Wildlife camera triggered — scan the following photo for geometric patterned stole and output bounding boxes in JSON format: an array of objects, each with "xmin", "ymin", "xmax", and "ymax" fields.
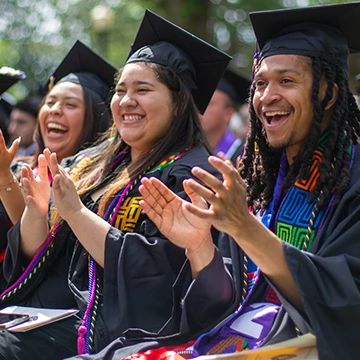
[
  {"xmin": 273, "ymin": 132, "xmax": 334, "ymax": 251},
  {"xmin": 261, "ymin": 131, "xmax": 337, "ymax": 304}
]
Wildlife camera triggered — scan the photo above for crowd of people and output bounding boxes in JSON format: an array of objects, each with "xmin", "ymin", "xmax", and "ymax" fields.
[{"xmin": 0, "ymin": 2, "xmax": 359, "ymax": 360}]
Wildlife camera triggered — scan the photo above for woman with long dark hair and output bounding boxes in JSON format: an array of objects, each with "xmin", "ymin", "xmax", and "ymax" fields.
[
  {"xmin": 0, "ymin": 41, "xmax": 115, "ymax": 273},
  {"xmin": 0, "ymin": 40, "xmax": 115, "ymax": 229}
]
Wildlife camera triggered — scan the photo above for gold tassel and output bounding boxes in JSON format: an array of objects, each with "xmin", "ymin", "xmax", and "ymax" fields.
[{"xmin": 48, "ymin": 75, "xmax": 55, "ymax": 92}]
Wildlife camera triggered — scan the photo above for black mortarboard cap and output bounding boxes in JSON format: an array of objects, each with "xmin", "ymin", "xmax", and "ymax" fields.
[
  {"xmin": 126, "ymin": 9, "xmax": 231, "ymax": 114},
  {"xmin": 0, "ymin": 68, "xmax": 26, "ymax": 95},
  {"xmin": 217, "ymin": 69, "xmax": 251, "ymax": 107},
  {"xmin": 46, "ymin": 40, "xmax": 117, "ymax": 102},
  {"xmin": 0, "ymin": 68, "xmax": 25, "ymax": 117},
  {"xmin": 250, "ymin": 2, "xmax": 360, "ymax": 68}
]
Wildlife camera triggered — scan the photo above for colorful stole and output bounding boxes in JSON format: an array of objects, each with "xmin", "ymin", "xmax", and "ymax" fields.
[
  {"xmin": 189, "ymin": 132, "xmax": 354, "ymax": 357},
  {"xmin": 0, "ymin": 146, "xmax": 188, "ymax": 355}
]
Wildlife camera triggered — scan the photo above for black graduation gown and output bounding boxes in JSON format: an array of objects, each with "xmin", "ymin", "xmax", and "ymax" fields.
[
  {"xmin": 218, "ymin": 144, "xmax": 360, "ymax": 360},
  {"xmin": 0, "ymin": 146, "xmax": 235, "ymax": 360}
]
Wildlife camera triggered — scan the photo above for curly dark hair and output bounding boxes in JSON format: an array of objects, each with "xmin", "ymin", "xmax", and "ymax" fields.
[{"xmin": 239, "ymin": 56, "xmax": 360, "ymax": 212}]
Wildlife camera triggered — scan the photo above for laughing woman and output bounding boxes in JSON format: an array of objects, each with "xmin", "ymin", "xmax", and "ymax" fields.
[
  {"xmin": 0, "ymin": 10, "xmax": 236, "ymax": 360},
  {"xmin": 0, "ymin": 40, "xmax": 115, "ymax": 244}
]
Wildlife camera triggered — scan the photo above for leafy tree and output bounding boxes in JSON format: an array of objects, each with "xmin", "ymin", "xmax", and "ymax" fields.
[{"xmin": 1, "ymin": 0, "xmax": 359, "ymax": 99}]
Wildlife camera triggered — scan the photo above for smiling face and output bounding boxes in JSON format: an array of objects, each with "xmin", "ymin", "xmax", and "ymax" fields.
[
  {"xmin": 111, "ymin": 62, "xmax": 176, "ymax": 161},
  {"xmin": 38, "ymin": 82, "xmax": 85, "ymax": 162},
  {"xmin": 253, "ymin": 54, "xmax": 316, "ymax": 162}
]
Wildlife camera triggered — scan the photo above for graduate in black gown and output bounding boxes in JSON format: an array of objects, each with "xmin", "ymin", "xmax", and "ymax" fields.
[
  {"xmin": 0, "ymin": 10, "xmax": 236, "ymax": 360},
  {"xmin": 0, "ymin": 40, "xmax": 115, "ymax": 231},
  {"xmin": 0, "ymin": 41, "xmax": 116, "ymax": 293},
  {"xmin": 133, "ymin": 3, "xmax": 360, "ymax": 360}
]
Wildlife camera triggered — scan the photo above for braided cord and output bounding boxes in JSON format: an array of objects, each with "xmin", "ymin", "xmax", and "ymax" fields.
[{"xmin": 0, "ymin": 219, "xmax": 63, "ymax": 301}]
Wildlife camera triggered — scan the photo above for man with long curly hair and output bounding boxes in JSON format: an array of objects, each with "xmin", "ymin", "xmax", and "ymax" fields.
[{"xmin": 137, "ymin": 3, "xmax": 360, "ymax": 360}]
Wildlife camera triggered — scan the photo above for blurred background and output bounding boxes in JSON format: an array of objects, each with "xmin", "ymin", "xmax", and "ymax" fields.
[{"xmin": 2, "ymin": 0, "xmax": 360, "ymax": 100}]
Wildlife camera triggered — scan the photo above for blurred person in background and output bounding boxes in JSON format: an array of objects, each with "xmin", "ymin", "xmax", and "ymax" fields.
[
  {"xmin": 7, "ymin": 95, "xmax": 43, "ymax": 157},
  {"xmin": 229, "ymin": 102, "xmax": 250, "ymax": 144},
  {"xmin": 199, "ymin": 68, "xmax": 250, "ymax": 165}
]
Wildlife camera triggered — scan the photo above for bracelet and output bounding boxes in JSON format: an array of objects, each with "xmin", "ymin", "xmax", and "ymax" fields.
[{"xmin": 0, "ymin": 175, "xmax": 18, "ymax": 192}]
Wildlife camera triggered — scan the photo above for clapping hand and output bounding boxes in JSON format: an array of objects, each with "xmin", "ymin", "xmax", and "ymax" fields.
[
  {"xmin": 43, "ymin": 149, "xmax": 84, "ymax": 222},
  {"xmin": 20, "ymin": 154, "xmax": 51, "ymax": 218}
]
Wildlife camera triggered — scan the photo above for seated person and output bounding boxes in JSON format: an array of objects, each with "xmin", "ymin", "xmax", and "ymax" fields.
[{"xmin": 0, "ymin": 41, "xmax": 116, "ymax": 289}]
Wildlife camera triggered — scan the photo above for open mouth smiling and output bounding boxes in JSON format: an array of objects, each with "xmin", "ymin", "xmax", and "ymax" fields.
[
  {"xmin": 264, "ymin": 110, "xmax": 290, "ymax": 124},
  {"xmin": 47, "ymin": 122, "xmax": 68, "ymax": 134}
]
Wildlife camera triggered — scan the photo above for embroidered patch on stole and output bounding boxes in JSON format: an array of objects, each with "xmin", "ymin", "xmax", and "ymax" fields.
[{"xmin": 112, "ymin": 196, "xmax": 142, "ymax": 232}]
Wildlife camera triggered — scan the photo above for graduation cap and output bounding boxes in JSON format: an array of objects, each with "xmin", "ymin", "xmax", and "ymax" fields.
[
  {"xmin": 249, "ymin": 2, "xmax": 360, "ymax": 68},
  {"xmin": 0, "ymin": 67, "xmax": 26, "ymax": 96},
  {"xmin": 126, "ymin": 9, "xmax": 231, "ymax": 114},
  {"xmin": 0, "ymin": 67, "xmax": 25, "ymax": 117},
  {"xmin": 217, "ymin": 69, "xmax": 251, "ymax": 107},
  {"xmin": 46, "ymin": 40, "xmax": 117, "ymax": 102}
]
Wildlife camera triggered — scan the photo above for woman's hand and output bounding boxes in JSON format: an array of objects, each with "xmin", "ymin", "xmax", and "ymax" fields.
[
  {"xmin": 44, "ymin": 149, "xmax": 111, "ymax": 268},
  {"xmin": 139, "ymin": 177, "xmax": 215, "ymax": 277},
  {"xmin": 20, "ymin": 153, "xmax": 52, "ymax": 258},
  {"xmin": 44, "ymin": 148, "xmax": 84, "ymax": 222},
  {"xmin": 21, "ymin": 154, "xmax": 51, "ymax": 219},
  {"xmin": 139, "ymin": 177, "xmax": 212, "ymax": 251}
]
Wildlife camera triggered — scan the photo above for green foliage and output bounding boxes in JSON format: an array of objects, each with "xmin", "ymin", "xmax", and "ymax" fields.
[{"xmin": 1, "ymin": 0, "xmax": 359, "ymax": 99}]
